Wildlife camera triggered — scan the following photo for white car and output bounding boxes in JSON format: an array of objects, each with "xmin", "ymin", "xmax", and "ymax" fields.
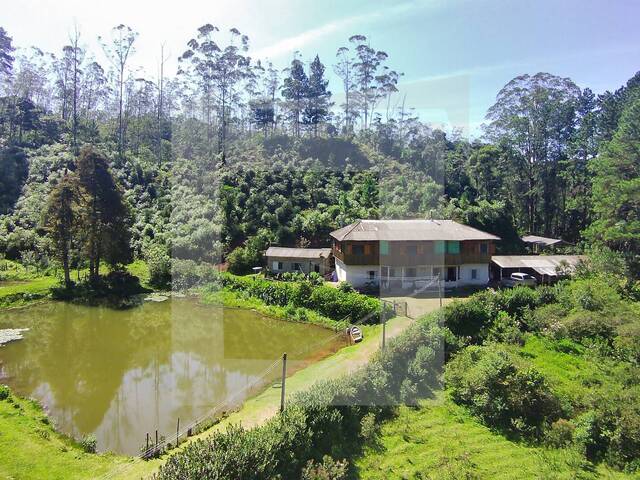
[{"xmin": 501, "ymin": 272, "xmax": 537, "ymax": 287}]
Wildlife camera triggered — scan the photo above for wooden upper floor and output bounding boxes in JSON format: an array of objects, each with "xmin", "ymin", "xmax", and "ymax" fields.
[{"xmin": 333, "ymin": 239, "xmax": 495, "ymax": 266}]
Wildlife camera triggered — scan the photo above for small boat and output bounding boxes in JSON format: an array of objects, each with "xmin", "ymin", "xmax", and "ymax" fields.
[{"xmin": 348, "ymin": 326, "xmax": 363, "ymax": 343}]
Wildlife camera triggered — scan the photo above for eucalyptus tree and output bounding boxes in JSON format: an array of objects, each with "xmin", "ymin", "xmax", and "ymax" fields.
[
  {"xmin": 179, "ymin": 24, "xmax": 251, "ymax": 162},
  {"xmin": 485, "ymin": 73, "xmax": 580, "ymax": 236},
  {"xmin": 334, "ymin": 45, "xmax": 356, "ymax": 133},
  {"xmin": 100, "ymin": 24, "xmax": 138, "ymax": 160},
  {"xmin": 349, "ymin": 34, "xmax": 389, "ymax": 130}
]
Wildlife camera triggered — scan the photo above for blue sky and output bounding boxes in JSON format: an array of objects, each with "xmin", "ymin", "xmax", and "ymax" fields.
[{"xmin": 4, "ymin": 0, "xmax": 640, "ymax": 136}]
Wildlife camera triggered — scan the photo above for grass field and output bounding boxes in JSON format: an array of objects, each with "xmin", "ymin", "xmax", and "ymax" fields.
[
  {"xmin": 353, "ymin": 396, "xmax": 632, "ymax": 480},
  {"xmin": 0, "ymin": 389, "xmax": 144, "ymax": 480}
]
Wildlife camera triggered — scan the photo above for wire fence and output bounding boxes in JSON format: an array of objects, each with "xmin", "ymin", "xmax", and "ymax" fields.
[{"xmin": 97, "ymin": 297, "xmax": 402, "ymax": 480}]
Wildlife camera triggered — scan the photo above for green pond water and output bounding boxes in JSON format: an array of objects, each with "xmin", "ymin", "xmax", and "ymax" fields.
[{"xmin": 0, "ymin": 297, "xmax": 342, "ymax": 455}]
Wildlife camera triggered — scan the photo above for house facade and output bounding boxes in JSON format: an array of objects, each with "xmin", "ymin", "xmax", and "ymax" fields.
[
  {"xmin": 265, "ymin": 247, "xmax": 333, "ymax": 275},
  {"xmin": 330, "ymin": 219, "xmax": 499, "ymax": 290}
]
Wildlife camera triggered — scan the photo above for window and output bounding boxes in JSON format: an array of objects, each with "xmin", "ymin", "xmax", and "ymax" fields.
[
  {"xmin": 406, "ymin": 245, "xmax": 418, "ymax": 256},
  {"xmin": 368, "ymin": 270, "xmax": 376, "ymax": 280},
  {"xmin": 435, "ymin": 240, "xmax": 446, "ymax": 254},
  {"xmin": 433, "ymin": 267, "xmax": 442, "ymax": 278},
  {"xmin": 293, "ymin": 262, "xmax": 302, "ymax": 271},
  {"xmin": 471, "ymin": 269, "xmax": 478, "ymax": 280},
  {"xmin": 351, "ymin": 244, "xmax": 365, "ymax": 255},
  {"xmin": 405, "ymin": 267, "xmax": 416, "ymax": 278},
  {"xmin": 273, "ymin": 261, "xmax": 283, "ymax": 270},
  {"xmin": 447, "ymin": 267, "xmax": 457, "ymax": 281},
  {"xmin": 380, "ymin": 240, "xmax": 389, "ymax": 255},
  {"xmin": 446, "ymin": 241, "xmax": 460, "ymax": 254},
  {"xmin": 480, "ymin": 242, "xmax": 488, "ymax": 254}
]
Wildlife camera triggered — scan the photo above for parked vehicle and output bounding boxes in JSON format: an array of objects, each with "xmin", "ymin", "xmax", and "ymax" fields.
[{"xmin": 501, "ymin": 272, "xmax": 537, "ymax": 287}]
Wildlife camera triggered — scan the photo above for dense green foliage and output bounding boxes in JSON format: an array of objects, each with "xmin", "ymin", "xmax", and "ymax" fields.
[
  {"xmin": 1, "ymin": 22, "xmax": 639, "ymax": 279},
  {"xmin": 445, "ymin": 345, "xmax": 561, "ymax": 438},
  {"xmin": 213, "ymin": 273, "xmax": 388, "ymax": 324}
]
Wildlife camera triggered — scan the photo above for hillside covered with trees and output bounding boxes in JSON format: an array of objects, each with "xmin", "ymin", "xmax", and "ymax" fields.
[{"xmin": 0, "ymin": 23, "xmax": 638, "ymax": 284}]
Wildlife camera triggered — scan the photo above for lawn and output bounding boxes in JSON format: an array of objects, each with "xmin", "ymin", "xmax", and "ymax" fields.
[
  {"xmin": 0, "ymin": 389, "xmax": 142, "ymax": 480},
  {"xmin": 353, "ymin": 396, "xmax": 631, "ymax": 480}
]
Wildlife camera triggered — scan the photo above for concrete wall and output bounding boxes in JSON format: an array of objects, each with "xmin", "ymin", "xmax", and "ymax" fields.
[
  {"xmin": 336, "ymin": 259, "xmax": 490, "ymax": 288},
  {"xmin": 335, "ymin": 259, "xmax": 377, "ymax": 287},
  {"xmin": 458, "ymin": 263, "xmax": 490, "ymax": 286}
]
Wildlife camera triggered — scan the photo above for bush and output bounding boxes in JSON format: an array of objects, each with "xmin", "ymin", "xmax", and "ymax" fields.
[
  {"xmin": 0, "ymin": 385, "xmax": 10, "ymax": 401},
  {"xmin": 546, "ymin": 419, "xmax": 575, "ymax": 448},
  {"xmin": 145, "ymin": 243, "xmax": 171, "ymax": 287},
  {"xmin": 443, "ymin": 299, "xmax": 492, "ymax": 343},
  {"xmin": 445, "ymin": 345, "xmax": 561, "ymax": 438},
  {"xmin": 336, "ymin": 281, "xmax": 354, "ymax": 293},
  {"xmin": 574, "ymin": 389, "xmax": 640, "ymax": 470},
  {"xmin": 301, "ymin": 456, "xmax": 348, "ymax": 480},
  {"xmin": 558, "ymin": 278, "xmax": 621, "ymax": 313},
  {"xmin": 81, "ymin": 434, "xmax": 97, "ymax": 453},
  {"xmin": 486, "ymin": 311, "xmax": 523, "ymax": 345}
]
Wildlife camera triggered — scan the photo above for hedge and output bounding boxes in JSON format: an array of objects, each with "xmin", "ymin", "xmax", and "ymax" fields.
[{"xmin": 216, "ymin": 273, "xmax": 389, "ymax": 324}]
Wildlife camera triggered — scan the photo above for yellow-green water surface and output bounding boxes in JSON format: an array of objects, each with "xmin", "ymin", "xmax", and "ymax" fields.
[{"xmin": 0, "ymin": 297, "xmax": 341, "ymax": 454}]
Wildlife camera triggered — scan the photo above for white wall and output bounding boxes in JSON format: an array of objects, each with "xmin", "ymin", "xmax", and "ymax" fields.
[
  {"xmin": 458, "ymin": 264, "xmax": 490, "ymax": 285},
  {"xmin": 335, "ymin": 259, "xmax": 378, "ymax": 288}
]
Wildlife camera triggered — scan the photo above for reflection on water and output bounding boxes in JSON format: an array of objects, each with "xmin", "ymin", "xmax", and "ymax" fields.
[{"xmin": 0, "ymin": 297, "xmax": 341, "ymax": 454}]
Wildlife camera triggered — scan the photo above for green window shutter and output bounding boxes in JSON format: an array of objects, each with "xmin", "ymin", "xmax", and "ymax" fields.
[
  {"xmin": 447, "ymin": 241, "xmax": 460, "ymax": 254},
  {"xmin": 380, "ymin": 240, "xmax": 389, "ymax": 255},
  {"xmin": 435, "ymin": 240, "xmax": 445, "ymax": 254}
]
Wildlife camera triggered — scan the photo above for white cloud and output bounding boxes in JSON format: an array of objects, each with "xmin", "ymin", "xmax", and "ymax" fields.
[{"xmin": 251, "ymin": 0, "xmax": 434, "ymax": 60}]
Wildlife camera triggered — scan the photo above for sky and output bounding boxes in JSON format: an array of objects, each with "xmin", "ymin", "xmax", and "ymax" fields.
[{"xmin": 3, "ymin": 0, "xmax": 640, "ymax": 136}]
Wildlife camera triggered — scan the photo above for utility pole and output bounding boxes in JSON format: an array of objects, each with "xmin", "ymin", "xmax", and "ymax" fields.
[
  {"xmin": 280, "ymin": 353, "xmax": 287, "ymax": 412},
  {"xmin": 382, "ymin": 315, "xmax": 386, "ymax": 349}
]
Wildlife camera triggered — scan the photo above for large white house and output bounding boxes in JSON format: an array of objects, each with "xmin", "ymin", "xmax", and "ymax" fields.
[{"xmin": 330, "ymin": 219, "xmax": 500, "ymax": 290}]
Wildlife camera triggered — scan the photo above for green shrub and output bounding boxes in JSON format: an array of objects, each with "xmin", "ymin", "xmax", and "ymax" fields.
[
  {"xmin": 574, "ymin": 389, "xmax": 640, "ymax": 470},
  {"xmin": 614, "ymin": 321, "xmax": 640, "ymax": 363},
  {"xmin": 0, "ymin": 385, "xmax": 10, "ymax": 401},
  {"xmin": 486, "ymin": 311, "xmax": 523, "ymax": 345},
  {"xmin": 145, "ymin": 243, "xmax": 171, "ymax": 287},
  {"xmin": 336, "ymin": 281, "xmax": 354, "ymax": 293},
  {"xmin": 445, "ymin": 345, "xmax": 561, "ymax": 438},
  {"xmin": 301, "ymin": 456, "xmax": 348, "ymax": 480},
  {"xmin": 546, "ymin": 419, "xmax": 575, "ymax": 447},
  {"xmin": 80, "ymin": 434, "xmax": 97, "ymax": 453},
  {"xmin": 496, "ymin": 286, "xmax": 540, "ymax": 320},
  {"xmin": 558, "ymin": 278, "xmax": 621, "ymax": 313},
  {"xmin": 443, "ymin": 299, "xmax": 492, "ymax": 342}
]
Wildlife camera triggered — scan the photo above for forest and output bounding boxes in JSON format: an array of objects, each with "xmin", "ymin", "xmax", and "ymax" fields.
[{"xmin": 0, "ymin": 22, "xmax": 638, "ymax": 284}]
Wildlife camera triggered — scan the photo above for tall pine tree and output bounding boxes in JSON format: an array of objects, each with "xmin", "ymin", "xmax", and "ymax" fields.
[
  {"xmin": 282, "ymin": 58, "xmax": 308, "ymax": 137},
  {"xmin": 303, "ymin": 55, "xmax": 331, "ymax": 136}
]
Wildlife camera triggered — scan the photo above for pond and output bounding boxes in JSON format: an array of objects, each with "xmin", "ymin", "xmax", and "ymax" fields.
[{"xmin": 0, "ymin": 297, "xmax": 343, "ymax": 455}]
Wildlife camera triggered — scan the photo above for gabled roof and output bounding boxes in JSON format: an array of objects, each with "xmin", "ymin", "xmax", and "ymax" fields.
[
  {"xmin": 491, "ymin": 255, "xmax": 586, "ymax": 276},
  {"xmin": 265, "ymin": 247, "xmax": 332, "ymax": 259},
  {"xmin": 521, "ymin": 235, "xmax": 565, "ymax": 246},
  {"xmin": 330, "ymin": 219, "xmax": 500, "ymax": 242}
]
